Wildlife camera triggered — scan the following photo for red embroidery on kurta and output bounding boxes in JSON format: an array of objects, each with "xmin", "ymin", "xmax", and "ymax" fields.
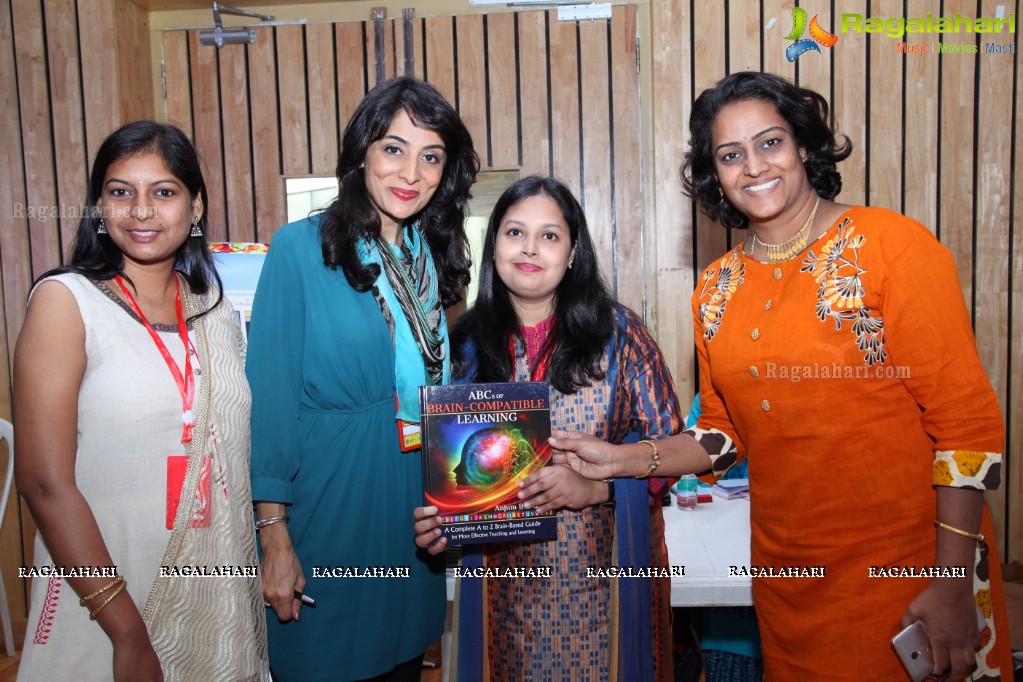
[{"xmin": 33, "ymin": 573, "xmax": 62, "ymax": 644}]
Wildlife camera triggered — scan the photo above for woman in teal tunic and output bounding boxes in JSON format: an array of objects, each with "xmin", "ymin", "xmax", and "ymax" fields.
[{"xmin": 247, "ymin": 77, "xmax": 478, "ymax": 681}]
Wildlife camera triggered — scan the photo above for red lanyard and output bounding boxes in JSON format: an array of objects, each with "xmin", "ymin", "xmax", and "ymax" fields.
[
  {"xmin": 508, "ymin": 335, "xmax": 553, "ymax": 382},
  {"xmin": 114, "ymin": 275, "xmax": 196, "ymax": 443}
]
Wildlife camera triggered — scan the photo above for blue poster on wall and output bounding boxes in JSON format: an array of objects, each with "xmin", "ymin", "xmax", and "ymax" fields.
[{"xmin": 210, "ymin": 243, "xmax": 268, "ymax": 343}]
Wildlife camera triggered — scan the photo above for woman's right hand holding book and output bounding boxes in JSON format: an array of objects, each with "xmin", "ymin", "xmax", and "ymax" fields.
[{"xmin": 413, "ymin": 506, "xmax": 447, "ymax": 556}]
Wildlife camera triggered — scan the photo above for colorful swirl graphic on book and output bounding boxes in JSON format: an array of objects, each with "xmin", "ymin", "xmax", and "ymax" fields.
[{"xmin": 424, "ymin": 422, "xmax": 552, "ymax": 512}]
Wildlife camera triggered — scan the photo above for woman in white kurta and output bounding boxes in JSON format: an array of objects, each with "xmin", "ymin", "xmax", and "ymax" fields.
[{"xmin": 15, "ymin": 121, "xmax": 267, "ymax": 681}]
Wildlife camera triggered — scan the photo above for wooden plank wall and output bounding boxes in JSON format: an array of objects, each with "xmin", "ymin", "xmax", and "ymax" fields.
[
  {"xmin": 157, "ymin": 6, "xmax": 646, "ymax": 312},
  {"xmin": 0, "ymin": 0, "xmax": 153, "ymax": 642},
  {"xmin": 648, "ymin": 0, "xmax": 1022, "ymax": 561}
]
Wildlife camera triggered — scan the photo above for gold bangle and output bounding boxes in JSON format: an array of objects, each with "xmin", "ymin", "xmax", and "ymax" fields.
[
  {"xmin": 934, "ymin": 520, "xmax": 987, "ymax": 543},
  {"xmin": 79, "ymin": 576, "xmax": 124, "ymax": 606},
  {"xmin": 255, "ymin": 515, "xmax": 289, "ymax": 530},
  {"xmin": 634, "ymin": 439, "xmax": 661, "ymax": 479},
  {"xmin": 89, "ymin": 579, "xmax": 128, "ymax": 620}
]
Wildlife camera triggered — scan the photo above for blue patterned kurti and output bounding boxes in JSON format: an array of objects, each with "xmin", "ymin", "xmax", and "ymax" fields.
[{"xmin": 455, "ymin": 304, "xmax": 682, "ymax": 682}]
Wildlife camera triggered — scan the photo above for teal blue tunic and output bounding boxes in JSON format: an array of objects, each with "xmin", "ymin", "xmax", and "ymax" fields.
[{"xmin": 247, "ymin": 216, "xmax": 445, "ymax": 681}]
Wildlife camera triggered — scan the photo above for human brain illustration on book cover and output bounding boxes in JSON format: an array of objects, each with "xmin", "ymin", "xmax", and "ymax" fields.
[{"xmin": 420, "ymin": 381, "xmax": 557, "ymax": 545}]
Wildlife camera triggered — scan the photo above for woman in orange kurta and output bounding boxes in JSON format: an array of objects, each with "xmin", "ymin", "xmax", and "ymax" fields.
[
  {"xmin": 681, "ymin": 72, "xmax": 1013, "ymax": 681},
  {"xmin": 553, "ymin": 71, "xmax": 1013, "ymax": 681}
]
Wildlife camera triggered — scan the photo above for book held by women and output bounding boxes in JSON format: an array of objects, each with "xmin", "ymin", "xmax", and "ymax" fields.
[{"xmin": 420, "ymin": 381, "xmax": 557, "ymax": 545}]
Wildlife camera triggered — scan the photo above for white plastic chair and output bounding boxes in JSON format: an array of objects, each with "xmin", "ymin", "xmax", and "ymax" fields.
[{"xmin": 0, "ymin": 418, "xmax": 15, "ymax": 656}]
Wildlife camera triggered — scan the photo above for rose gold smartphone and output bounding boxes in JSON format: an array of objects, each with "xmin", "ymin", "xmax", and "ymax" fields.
[{"xmin": 891, "ymin": 608, "xmax": 987, "ymax": 682}]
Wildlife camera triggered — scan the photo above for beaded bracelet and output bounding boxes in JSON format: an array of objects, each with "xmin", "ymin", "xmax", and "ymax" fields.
[
  {"xmin": 89, "ymin": 579, "xmax": 128, "ymax": 620},
  {"xmin": 79, "ymin": 575, "xmax": 124, "ymax": 606},
  {"xmin": 634, "ymin": 439, "xmax": 661, "ymax": 479},
  {"xmin": 934, "ymin": 520, "xmax": 987, "ymax": 543},
  {"xmin": 255, "ymin": 515, "xmax": 289, "ymax": 531}
]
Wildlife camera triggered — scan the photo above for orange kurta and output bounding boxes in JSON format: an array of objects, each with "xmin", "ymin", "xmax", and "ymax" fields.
[{"xmin": 692, "ymin": 206, "xmax": 1012, "ymax": 681}]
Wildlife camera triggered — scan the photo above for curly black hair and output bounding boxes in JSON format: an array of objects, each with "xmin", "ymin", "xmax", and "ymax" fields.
[
  {"xmin": 680, "ymin": 71, "xmax": 852, "ymax": 229},
  {"xmin": 319, "ymin": 76, "xmax": 479, "ymax": 307}
]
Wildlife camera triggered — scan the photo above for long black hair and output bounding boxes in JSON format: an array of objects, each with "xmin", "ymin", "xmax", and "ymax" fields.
[
  {"xmin": 680, "ymin": 71, "xmax": 853, "ymax": 229},
  {"xmin": 40, "ymin": 120, "xmax": 222, "ymax": 318},
  {"xmin": 451, "ymin": 175, "xmax": 615, "ymax": 394},
  {"xmin": 320, "ymin": 76, "xmax": 479, "ymax": 307}
]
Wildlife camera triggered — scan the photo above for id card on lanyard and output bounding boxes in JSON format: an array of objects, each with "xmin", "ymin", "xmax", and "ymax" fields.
[
  {"xmin": 114, "ymin": 275, "xmax": 210, "ymax": 529},
  {"xmin": 397, "ymin": 395, "xmax": 421, "ymax": 452}
]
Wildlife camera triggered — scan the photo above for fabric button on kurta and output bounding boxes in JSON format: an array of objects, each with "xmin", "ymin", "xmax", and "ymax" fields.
[
  {"xmin": 751, "ymin": 328, "xmax": 760, "ymax": 340},
  {"xmin": 750, "ymin": 366, "xmax": 759, "ymax": 377},
  {"xmin": 763, "ymin": 299, "xmax": 773, "ymax": 310},
  {"xmin": 760, "ymin": 399, "xmax": 771, "ymax": 412},
  {"xmin": 773, "ymin": 267, "xmax": 783, "ymax": 279}
]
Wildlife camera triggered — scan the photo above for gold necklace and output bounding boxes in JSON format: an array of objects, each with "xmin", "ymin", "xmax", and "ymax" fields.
[{"xmin": 749, "ymin": 196, "xmax": 821, "ymax": 264}]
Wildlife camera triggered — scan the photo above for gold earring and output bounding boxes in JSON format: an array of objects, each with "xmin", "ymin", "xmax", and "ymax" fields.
[{"xmin": 718, "ymin": 186, "xmax": 725, "ymax": 201}]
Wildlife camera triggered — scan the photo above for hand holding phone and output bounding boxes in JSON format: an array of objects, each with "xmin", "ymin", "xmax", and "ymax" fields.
[{"xmin": 891, "ymin": 607, "xmax": 987, "ymax": 682}]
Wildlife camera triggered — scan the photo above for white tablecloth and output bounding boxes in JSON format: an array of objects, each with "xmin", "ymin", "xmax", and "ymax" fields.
[{"xmin": 662, "ymin": 494, "xmax": 753, "ymax": 606}]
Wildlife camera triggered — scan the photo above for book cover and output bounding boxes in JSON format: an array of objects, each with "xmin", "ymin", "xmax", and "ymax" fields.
[
  {"xmin": 711, "ymin": 478, "xmax": 750, "ymax": 500},
  {"xmin": 420, "ymin": 381, "xmax": 557, "ymax": 545}
]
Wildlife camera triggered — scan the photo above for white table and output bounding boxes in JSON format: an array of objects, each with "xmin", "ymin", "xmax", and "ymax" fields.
[{"xmin": 662, "ymin": 494, "xmax": 753, "ymax": 606}]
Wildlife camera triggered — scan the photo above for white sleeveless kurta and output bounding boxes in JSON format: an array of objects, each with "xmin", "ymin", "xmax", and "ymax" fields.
[{"xmin": 19, "ymin": 273, "xmax": 196, "ymax": 680}]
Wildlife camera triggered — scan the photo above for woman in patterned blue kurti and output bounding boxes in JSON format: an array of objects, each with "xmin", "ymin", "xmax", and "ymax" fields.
[
  {"xmin": 415, "ymin": 176, "xmax": 683, "ymax": 681},
  {"xmin": 248, "ymin": 77, "xmax": 478, "ymax": 682}
]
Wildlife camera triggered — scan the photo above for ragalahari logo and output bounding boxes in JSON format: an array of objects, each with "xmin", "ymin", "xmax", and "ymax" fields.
[{"xmin": 785, "ymin": 7, "xmax": 839, "ymax": 62}]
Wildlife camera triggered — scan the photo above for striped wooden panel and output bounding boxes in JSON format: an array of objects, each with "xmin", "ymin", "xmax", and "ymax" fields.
[
  {"xmin": 307, "ymin": 23, "xmax": 339, "ymax": 176},
  {"xmin": 1010, "ymin": 21, "xmax": 1023, "ymax": 563},
  {"xmin": 11, "ymin": 0, "xmax": 60, "ymax": 279},
  {"xmin": 277, "ymin": 25, "xmax": 309, "ymax": 177},
  {"xmin": 423, "ymin": 17, "xmax": 456, "ymax": 107},
  {"xmin": 903, "ymin": 0, "xmax": 940, "ymax": 232},
  {"xmin": 728, "ymin": 0, "xmax": 760, "ymax": 73},
  {"xmin": 77, "ymin": 0, "xmax": 119, "ymax": 165},
  {"xmin": 219, "ymin": 44, "xmax": 254, "ymax": 242},
  {"xmin": 485, "ymin": 12, "xmax": 518, "ymax": 169},
  {"xmin": 974, "ymin": 0, "xmax": 1014, "ymax": 554},
  {"xmin": 114, "ymin": 0, "xmax": 152, "ymax": 123},
  {"xmin": 651, "ymin": 0, "xmax": 696, "ymax": 398},
  {"xmin": 939, "ymin": 0, "xmax": 978, "ymax": 307},
  {"xmin": 795, "ymin": 0, "xmax": 832, "ymax": 130},
  {"xmin": 579, "ymin": 19, "xmax": 614, "ymax": 279},
  {"xmin": 337, "ymin": 22, "xmax": 368, "ymax": 130},
  {"xmin": 692, "ymin": 0, "xmax": 727, "ymax": 274},
  {"xmin": 610, "ymin": 5, "xmax": 643, "ymax": 316},
  {"xmin": 0, "ymin": 0, "xmax": 29, "ymax": 624},
  {"xmin": 547, "ymin": 17, "xmax": 580, "ymax": 196},
  {"xmin": 161, "ymin": 31, "xmax": 193, "ymax": 138},
  {"xmin": 516, "ymin": 11, "xmax": 550, "ymax": 177},
  {"xmin": 455, "ymin": 15, "xmax": 487, "ymax": 168},
  {"xmin": 44, "ymin": 0, "xmax": 88, "ymax": 252},
  {"xmin": 831, "ymin": 0, "xmax": 867, "ymax": 207},
  {"xmin": 866, "ymin": 0, "xmax": 904, "ymax": 213},
  {"xmin": 188, "ymin": 29, "xmax": 227, "ymax": 242},
  {"xmin": 248, "ymin": 27, "xmax": 285, "ymax": 242},
  {"xmin": 762, "ymin": 0, "xmax": 796, "ymax": 81}
]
